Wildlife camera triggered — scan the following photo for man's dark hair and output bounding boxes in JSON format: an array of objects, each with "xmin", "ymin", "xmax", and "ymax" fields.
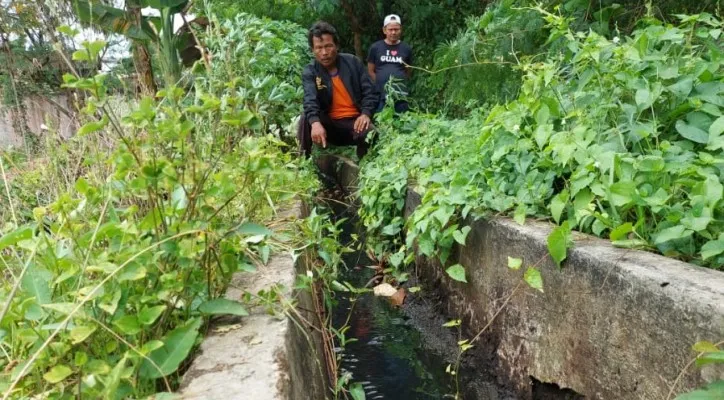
[{"xmin": 308, "ymin": 21, "xmax": 339, "ymax": 49}]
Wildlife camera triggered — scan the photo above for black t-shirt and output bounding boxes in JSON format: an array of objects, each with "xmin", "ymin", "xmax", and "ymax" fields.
[{"xmin": 367, "ymin": 40, "xmax": 412, "ymax": 93}]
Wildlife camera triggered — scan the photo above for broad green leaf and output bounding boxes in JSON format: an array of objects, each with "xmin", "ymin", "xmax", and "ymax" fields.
[
  {"xmin": 388, "ymin": 251, "xmax": 405, "ymax": 267},
  {"xmin": 433, "ymin": 207, "xmax": 454, "ymax": 226},
  {"xmin": 507, "ymin": 257, "xmax": 522, "ymax": 270},
  {"xmin": 445, "ymin": 264, "xmax": 467, "ymax": 283},
  {"xmin": 654, "ymin": 225, "xmax": 693, "ymax": 245},
  {"xmin": 0, "ymin": 225, "xmax": 34, "ymax": 251},
  {"xmin": 638, "ymin": 156, "xmax": 665, "ymax": 172},
  {"xmin": 78, "ymin": 116, "xmax": 108, "ymax": 136},
  {"xmin": 674, "ymin": 380, "xmax": 724, "ymax": 400},
  {"xmin": 237, "ymin": 222, "xmax": 272, "ymax": 236},
  {"xmin": 43, "ymin": 365, "xmax": 73, "ymax": 383},
  {"xmin": 547, "ymin": 221, "xmax": 571, "ymax": 268},
  {"xmin": 70, "ymin": 326, "xmax": 97, "ymax": 344},
  {"xmin": 238, "ymin": 262, "xmax": 257, "ymax": 272},
  {"xmin": 85, "ymin": 40, "xmax": 106, "ymax": 59},
  {"xmin": 72, "ymin": 49, "xmax": 90, "ymax": 61},
  {"xmin": 103, "ymin": 354, "xmax": 127, "ymax": 399},
  {"xmin": 244, "ymin": 234, "xmax": 266, "ymax": 244},
  {"xmin": 99, "ymin": 290, "xmax": 122, "ymax": 315},
  {"xmin": 611, "ymin": 239, "xmax": 649, "ymax": 249},
  {"xmin": 331, "ymin": 280, "xmax": 349, "ymax": 292},
  {"xmin": 524, "ymin": 267, "xmax": 544, "ymax": 293},
  {"xmin": 141, "ymin": 340, "xmax": 165, "ymax": 354},
  {"xmin": 704, "ymin": 175, "xmax": 723, "ymax": 205},
  {"xmin": 681, "ymin": 209, "xmax": 712, "ymax": 232},
  {"xmin": 688, "ymin": 112, "xmax": 712, "ymax": 131},
  {"xmin": 198, "ymin": 299, "xmax": 249, "ymax": 316},
  {"xmin": 609, "ymin": 181, "xmax": 636, "ymax": 207},
  {"xmin": 144, "ymin": 0, "xmax": 188, "ymax": 11},
  {"xmin": 676, "ymin": 120, "xmax": 709, "ymax": 144},
  {"xmin": 260, "ymin": 245, "xmax": 270, "ymax": 264},
  {"xmin": 114, "ymin": 315, "xmax": 142, "ymax": 335},
  {"xmin": 58, "ymin": 25, "xmax": 79, "ymax": 37},
  {"xmin": 513, "ymin": 204, "xmax": 526, "ymax": 225},
  {"xmin": 667, "ymin": 77, "xmax": 694, "ymax": 98},
  {"xmin": 42, "ymin": 302, "xmax": 85, "ymax": 317},
  {"xmin": 609, "ymin": 223, "xmax": 633, "ymax": 241},
  {"xmin": 701, "ymin": 239, "xmax": 724, "ymax": 260},
  {"xmin": 74, "ymin": 351, "xmax": 88, "ymax": 367},
  {"xmin": 117, "ymin": 263, "xmax": 147, "ymax": 282},
  {"xmin": 349, "ymin": 382, "xmax": 366, "ymax": 400},
  {"xmin": 635, "ymin": 88, "xmax": 654, "ymax": 109},
  {"xmin": 693, "ymin": 341, "xmax": 720, "ymax": 353},
  {"xmin": 550, "ymin": 190, "xmax": 568, "ymax": 224},
  {"xmin": 710, "ymin": 116, "xmax": 724, "ymax": 137},
  {"xmin": 139, "ymin": 305, "xmax": 167, "ymax": 325},
  {"xmin": 221, "ymin": 109, "xmax": 256, "ymax": 127},
  {"xmin": 85, "ymin": 360, "xmax": 111, "ymax": 374},
  {"xmin": 696, "ymin": 351, "xmax": 724, "ymax": 366},
  {"xmin": 442, "ymin": 319, "xmax": 461, "ymax": 327},
  {"xmin": 21, "ymin": 265, "xmax": 52, "ymax": 305},
  {"xmin": 452, "ymin": 226, "xmax": 471, "ymax": 245},
  {"xmin": 140, "ymin": 318, "xmax": 202, "ymax": 378}
]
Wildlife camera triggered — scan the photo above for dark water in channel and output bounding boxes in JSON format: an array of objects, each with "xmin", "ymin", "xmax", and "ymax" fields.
[
  {"xmin": 324, "ymin": 181, "xmax": 581, "ymax": 400},
  {"xmin": 332, "ymin": 268, "xmax": 455, "ymax": 399},
  {"xmin": 331, "ymin": 206, "xmax": 456, "ymax": 399}
]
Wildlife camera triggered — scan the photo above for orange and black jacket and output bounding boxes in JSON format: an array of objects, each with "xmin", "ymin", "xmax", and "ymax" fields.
[{"xmin": 302, "ymin": 53, "xmax": 379, "ymax": 124}]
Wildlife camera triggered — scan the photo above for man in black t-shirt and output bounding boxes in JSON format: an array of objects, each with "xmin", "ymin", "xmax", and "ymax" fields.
[{"xmin": 367, "ymin": 14, "xmax": 412, "ymax": 113}]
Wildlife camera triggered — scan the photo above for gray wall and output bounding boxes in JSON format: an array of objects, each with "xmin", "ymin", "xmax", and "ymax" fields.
[
  {"xmin": 406, "ymin": 191, "xmax": 724, "ymax": 399},
  {"xmin": 0, "ymin": 95, "xmax": 78, "ymax": 148}
]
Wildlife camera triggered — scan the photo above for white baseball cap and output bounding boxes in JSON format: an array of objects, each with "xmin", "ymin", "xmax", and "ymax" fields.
[{"xmin": 383, "ymin": 14, "xmax": 401, "ymax": 27}]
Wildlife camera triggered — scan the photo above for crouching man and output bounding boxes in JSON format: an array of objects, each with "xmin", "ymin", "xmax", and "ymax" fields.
[{"xmin": 298, "ymin": 21, "xmax": 379, "ymax": 159}]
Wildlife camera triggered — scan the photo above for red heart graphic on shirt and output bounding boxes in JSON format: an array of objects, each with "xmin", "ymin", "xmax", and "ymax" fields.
[{"xmin": 391, "ymin": 50, "xmax": 398, "ymax": 56}]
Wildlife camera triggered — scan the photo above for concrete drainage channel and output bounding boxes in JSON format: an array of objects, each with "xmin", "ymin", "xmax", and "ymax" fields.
[
  {"xmin": 177, "ymin": 154, "xmax": 724, "ymax": 399},
  {"xmin": 176, "ymin": 205, "xmax": 327, "ymax": 400}
]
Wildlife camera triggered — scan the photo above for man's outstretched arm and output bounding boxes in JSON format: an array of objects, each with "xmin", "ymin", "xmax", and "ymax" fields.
[{"xmin": 301, "ymin": 66, "xmax": 327, "ymax": 147}]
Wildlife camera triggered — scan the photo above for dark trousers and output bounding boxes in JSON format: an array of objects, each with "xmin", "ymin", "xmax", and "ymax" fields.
[
  {"xmin": 297, "ymin": 113, "xmax": 373, "ymax": 159},
  {"xmin": 376, "ymin": 93, "xmax": 409, "ymax": 113}
]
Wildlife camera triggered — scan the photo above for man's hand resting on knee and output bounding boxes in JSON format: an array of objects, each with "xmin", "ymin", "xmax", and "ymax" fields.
[
  {"xmin": 354, "ymin": 114, "xmax": 371, "ymax": 135},
  {"xmin": 311, "ymin": 121, "xmax": 327, "ymax": 148}
]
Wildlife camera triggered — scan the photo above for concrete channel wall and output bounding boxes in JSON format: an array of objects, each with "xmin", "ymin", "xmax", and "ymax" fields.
[
  {"xmin": 178, "ymin": 206, "xmax": 328, "ymax": 400},
  {"xmin": 321, "ymin": 155, "xmax": 724, "ymax": 400},
  {"xmin": 406, "ymin": 192, "xmax": 724, "ymax": 400}
]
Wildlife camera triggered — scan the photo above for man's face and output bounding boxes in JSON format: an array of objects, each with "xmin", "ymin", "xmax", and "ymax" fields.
[
  {"xmin": 312, "ymin": 34, "xmax": 337, "ymax": 68},
  {"xmin": 383, "ymin": 23, "xmax": 402, "ymax": 43}
]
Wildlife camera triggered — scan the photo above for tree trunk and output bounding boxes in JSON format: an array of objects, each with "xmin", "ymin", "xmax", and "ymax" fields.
[
  {"xmin": 353, "ymin": 31, "xmax": 362, "ymax": 60},
  {"xmin": 340, "ymin": 0, "xmax": 364, "ymax": 58},
  {"xmin": 126, "ymin": 3, "xmax": 157, "ymax": 95},
  {"xmin": 131, "ymin": 43, "xmax": 157, "ymax": 95}
]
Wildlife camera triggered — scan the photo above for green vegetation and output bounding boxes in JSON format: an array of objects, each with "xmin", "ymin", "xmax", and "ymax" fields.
[
  {"xmin": 0, "ymin": 13, "xmax": 331, "ymax": 399},
  {"xmin": 361, "ymin": 10, "xmax": 724, "ymax": 274},
  {"xmin": 1, "ymin": 0, "xmax": 723, "ymax": 398}
]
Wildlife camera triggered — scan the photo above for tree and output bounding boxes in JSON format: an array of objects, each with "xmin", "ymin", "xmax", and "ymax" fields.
[{"xmin": 71, "ymin": 0, "xmax": 197, "ymax": 91}]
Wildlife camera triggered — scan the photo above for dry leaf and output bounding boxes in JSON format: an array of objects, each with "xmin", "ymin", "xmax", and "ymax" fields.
[
  {"xmin": 213, "ymin": 323, "xmax": 242, "ymax": 333},
  {"xmin": 248, "ymin": 336, "xmax": 263, "ymax": 345},
  {"xmin": 389, "ymin": 288, "xmax": 406, "ymax": 307}
]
